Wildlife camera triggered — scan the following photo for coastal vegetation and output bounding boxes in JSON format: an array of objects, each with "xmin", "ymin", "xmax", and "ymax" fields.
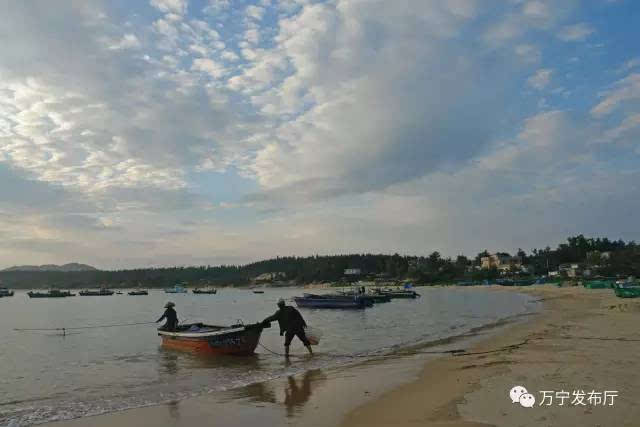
[{"xmin": 1, "ymin": 235, "xmax": 637, "ymax": 289}]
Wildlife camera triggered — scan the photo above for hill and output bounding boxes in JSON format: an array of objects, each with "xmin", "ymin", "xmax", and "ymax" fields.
[{"xmin": 2, "ymin": 263, "xmax": 98, "ymax": 272}]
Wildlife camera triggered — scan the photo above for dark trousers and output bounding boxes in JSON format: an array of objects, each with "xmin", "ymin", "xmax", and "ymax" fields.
[{"xmin": 284, "ymin": 328, "xmax": 310, "ymax": 347}]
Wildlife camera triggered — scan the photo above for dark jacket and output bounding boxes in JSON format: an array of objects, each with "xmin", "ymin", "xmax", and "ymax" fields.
[
  {"xmin": 263, "ymin": 305, "xmax": 307, "ymax": 335},
  {"xmin": 157, "ymin": 307, "xmax": 178, "ymax": 329}
]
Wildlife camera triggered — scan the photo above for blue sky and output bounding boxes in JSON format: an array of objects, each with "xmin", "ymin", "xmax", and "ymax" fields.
[{"xmin": 0, "ymin": 0, "xmax": 639, "ymax": 268}]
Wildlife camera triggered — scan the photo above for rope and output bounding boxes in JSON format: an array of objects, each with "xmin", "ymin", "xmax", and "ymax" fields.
[{"xmin": 14, "ymin": 321, "xmax": 157, "ymax": 332}]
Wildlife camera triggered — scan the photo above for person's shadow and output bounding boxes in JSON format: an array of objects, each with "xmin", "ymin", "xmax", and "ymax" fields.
[{"xmin": 284, "ymin": 369, "xmax": 323, "ymax": 417}]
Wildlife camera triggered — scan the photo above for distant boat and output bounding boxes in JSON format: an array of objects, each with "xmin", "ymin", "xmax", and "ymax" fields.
[
  {"xmin": 0, "ymin": 287, "xmax": 14, "ymax": 297},
  {"xmin": 374, "ymin": 288, "xmax": 420, "ymax": 299},
  {"xmin": 28, "ymin": 290, "xmax": 75, "ymax": 298},
  {"xmin": 157, "ymin": 322, "xmax": 265, "ymax": 355},
  {"xmin": 252, "ymin": 290, "xmax": 264, "ymax": 294},
  {"xmin": 584, "ymin": 280, "xmax": 614, "ymax": 289},
  {"xmin": 294, "ymin": 294, "xmax": 372, "ymax": 309},
  {"xmin": 165, "ymin": 284, "xmax": 188, "ymax": 293},
  {"xmin": 193, "ymin": 288, "xmax": 217, "ymax": 294},
  {"xmin": 128, "ymin": 290, "xmax": 149, "ymax": 296},
  {"xmin": 79, "ymin": 288, "xmax": 114, "ymax": 296},
  {"xmin": 613, "ymin": 280, "xmax": 640, "ymax": 298}
]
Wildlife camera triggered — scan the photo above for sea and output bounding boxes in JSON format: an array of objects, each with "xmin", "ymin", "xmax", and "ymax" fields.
[{"xmin": 0, "ymin": 287, "xmax": 538, "ymax": 425}]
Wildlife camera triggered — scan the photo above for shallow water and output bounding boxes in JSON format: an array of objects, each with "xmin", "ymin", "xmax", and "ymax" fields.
[{"xmin": 0, "ymin": 287, "xmax": 537, "ymax": 425}]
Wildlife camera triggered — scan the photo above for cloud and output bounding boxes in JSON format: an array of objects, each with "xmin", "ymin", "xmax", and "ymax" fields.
[
  {"xmin": 150, "ymin": 0, "xmax": 187, "ymax": 15},
  {"xmin": 527, "ymin": 68, "xmax": 553, "ymax": 89},
  {"xmin": 591, "ymin": 73, "xmax": 640, "ymax": 117},
  {"xmin": 557, "ymin": 23, "xmax": 594, "ymax": 41},
  {"xmin": 108, "ymin": 34, "xmax": 141, "ymax": 50}
]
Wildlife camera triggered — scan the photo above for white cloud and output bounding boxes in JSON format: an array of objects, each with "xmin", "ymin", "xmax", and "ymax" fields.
[
  {"xmin": 108, "ymin": 34, "xmax": 141, "ymax": 50},
  {"xmin": 591, "ymin": 73, "xmax": 640, "ymax": 117},
  {"xmin": 246, "ymin": 5, "xmax": 266, "ymax": 21},
  {"xmin": 557, "ymin": 23, "xmax": 594, "ymax": 41},
  {"xmin": 191, "ymin": 58, "xmax": 227, "ymax": 79},
  {"xmin": 527, "ymin": 68, "xmax": 553, "ymax": 89},
  {"xmin": 150, "ymin": 0, "xmax": 187, "ymax": 15}
]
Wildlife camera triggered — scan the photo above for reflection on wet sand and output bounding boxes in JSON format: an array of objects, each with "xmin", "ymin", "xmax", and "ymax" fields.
[{"xmin": 284, "ymin": 370, "xmax": 319, "ymax": 417}]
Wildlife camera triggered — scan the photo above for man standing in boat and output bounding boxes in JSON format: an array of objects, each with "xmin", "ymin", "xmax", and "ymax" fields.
[
  {"xmin": 262, "ymin": 298, "xmax": 312, "ymax": 357},
  {"xmin": 156, "ymin": 301, "xmax": 179, "ymax": 331}
]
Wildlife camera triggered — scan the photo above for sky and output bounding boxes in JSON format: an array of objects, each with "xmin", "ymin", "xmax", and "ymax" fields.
[{"xmin": 0, "ymin": 0, "xmax": 639, "ymax": 269}]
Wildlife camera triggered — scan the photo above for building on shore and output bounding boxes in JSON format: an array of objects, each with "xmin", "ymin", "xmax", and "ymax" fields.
[{"xmin": 480, "ymin": 253, "xmax": 522, "ymax": 271}]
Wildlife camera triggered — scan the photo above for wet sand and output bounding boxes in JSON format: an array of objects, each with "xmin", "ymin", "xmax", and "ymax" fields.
[
  {"xmin": 45, "ymin": 285, "xmax": 639, "ymax": 427},
  {"xmin": 343, "ymin": 285, "xmax": 640, "ymax": 427}
]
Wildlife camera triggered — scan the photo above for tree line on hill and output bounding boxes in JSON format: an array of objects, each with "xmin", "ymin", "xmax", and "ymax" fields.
[{"xmin": 0, "ymin": 235, "xmax": 637, "ymax": 289}]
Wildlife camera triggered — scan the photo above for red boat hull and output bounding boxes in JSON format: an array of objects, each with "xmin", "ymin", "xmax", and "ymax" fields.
[{"xmin": 159, "ymin": 324, "xmax": 263, "ymax": 355}]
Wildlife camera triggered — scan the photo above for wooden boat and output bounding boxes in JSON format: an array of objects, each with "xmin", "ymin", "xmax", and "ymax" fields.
[
  {"xmin": 614, "ymin": 284, "xmax": 640, "ymax": 298},
  {"xmin": 192, "ymin": 288, "xmax": 217, "ymax": 294},
  {"xmin": 165, "ymin": 284, "xmax": 188, "ymax": 293},
  {"xmin": 79, "ymin": 288, "xmax": 114, "ymax": 296},
  {"xmin": 294, "ymin": 294, "xmax": 372, "ymax": 309},
  {"xmin": 28, "ymin": 290, "xmax": 75, "ymax": 298},
  {"xmin": 0, "ymin": 288, "xmax": 14, "ymax": 297},
  {"xmin": 158, "ymin": 322, "xmax": 265, "ymax": 355},
  {"xmin": 128, "ymin": 290, "xmax": 149, "ymax": 295}
]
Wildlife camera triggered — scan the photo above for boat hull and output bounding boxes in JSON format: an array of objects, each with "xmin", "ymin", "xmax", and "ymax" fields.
[
  {"xmin": 614, "ymin": 285, "xmax": 640, "ymax": 298},
  {"xmin": 158, "ymin": 323, "xmax": 263, "ymax": 355},
  {"xmin": 27, "ymin": 292, "xmax": 75, "ymax": 298},
  {"xmin": 128, "ymin": 291, "xmax": 148, "ymax": 295}
]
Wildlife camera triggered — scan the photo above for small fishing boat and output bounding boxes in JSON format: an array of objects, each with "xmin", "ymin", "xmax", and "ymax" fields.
[
  {"xmin": 584, "ymin": 280, "xmax": 614, "ymax": 289},
  {"xmin": 165, "ymin": 284, "xmax": 188, "ymax": 293},
  {"xmin": 294, "ymin": 294, "xmax": 372, "ymax": 309},
  {"xmin": 613, "ymin": 283, "xmax": 640, "ymax": 298},
  {"xmin": 158, "ymin": 322, "xmax": 265, "ymax": 355},
  {"xmin": 79, "ymin": 288, "xmax": 114, "ymax": 296},
  {"xmin": 192, "ymin": 288, "xmax": 217, "ymax": 294},
  {"xmin": 374, "ymin": 288, "xmax": 420, "ymax": 299},
  {"xmin": 128, "ymin": 290, "xmax": 149, "ymax": 296},
  {"xmin": 27, "ymin": 290, "xmax": 75, "ymax": 298},
  {"xmin": 0, "ymin": 287, "xmax": 14, "ymax": 297},
  {"xmin": 252, "ymin": 290, "xmax": 265, "ymax": 294},
  {"xmin": 336, "ymin": 291, "xmax": 391, "ymax": 303}
]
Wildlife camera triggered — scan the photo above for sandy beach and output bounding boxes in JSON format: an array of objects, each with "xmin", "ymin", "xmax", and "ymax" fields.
[{"xmin": 44, "ymin": 285, "xmax": 640, "ymax": 427}]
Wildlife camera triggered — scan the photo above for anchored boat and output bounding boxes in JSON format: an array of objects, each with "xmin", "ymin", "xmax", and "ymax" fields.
[
  {"xmin": 613, "ymin": 283, "xmax": 640, "ymax": 298},
  {"xmin": 158, "ymin": 322, "xmax": 265, "ymax": 355},
  {"xmin": 0, "ymin": 287, "xmax": 14, "ymax": 297},
  {"xmin": 165, "ymin": 284, "xmax": 188, "ymax": 293},
  {"xmin": 294, "ymin": 293, "xmax": 372, "ymax": 309},
  {"xmin": 79, "ymin": 288, "xmax": 114, "ymax": 296},
  {"xmin": 192, "ymin": 288, "xmax": 217, "ymax": 294},
  {"xmin": 27, "ymin": 290, "xmax": 75, "ymax": 298},
  {"xmin": 374, "ymin": 288, "xmax": 420, "ymax": 299},
  {"xmin": 128, "ymin": 290, "xmax": 149, "ymax": 295}
]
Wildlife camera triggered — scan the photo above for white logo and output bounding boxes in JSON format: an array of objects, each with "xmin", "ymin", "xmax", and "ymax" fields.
[
  {"xmin": 510, "ymin": 386, "xmax": 536, "ymax": 408},
  {"xmin": 509, "ymin": 385, "xmax": 528, "ymax": 404},
  {"xmin": 519, "ymin": 393, "xmax": 536, "ymax": 408}
]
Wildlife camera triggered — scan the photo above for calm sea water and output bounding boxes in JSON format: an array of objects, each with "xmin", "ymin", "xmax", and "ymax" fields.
[{"xmin": 0, "ymin": 287, "xmax": 537, "ymax": 425}]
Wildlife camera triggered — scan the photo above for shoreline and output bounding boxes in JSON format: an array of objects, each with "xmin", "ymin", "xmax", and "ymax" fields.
[
  {"xmin": 343, "ymin": 285, "xmax": 640, "ymax": 427},
  {"xmin": 40, "ymin": 285, "xmax": 640, "ymax": 427}
]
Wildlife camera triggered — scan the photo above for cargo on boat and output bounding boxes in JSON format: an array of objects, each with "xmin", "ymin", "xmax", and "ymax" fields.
[
  {"xmin": 79, "ymin": 288, "xmax": 114, "ymax": 296},
  {"xmin": 158, "ymin": 322, "xmax": 265, "ymax": 355},
  {"xmin": 294, "ymin": 293, "xmax": 372, "ymax": 309},
  {"xmin": 27, "ymin": 290, "xmax": 75, "ymax": 298}
]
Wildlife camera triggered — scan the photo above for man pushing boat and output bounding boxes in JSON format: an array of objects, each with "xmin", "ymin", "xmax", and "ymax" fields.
[
  {"xmin": 262, "ymin": 298, "xmax": 313, "ymax": 357},
  {"xmin": 156, "ymin": 301, "xmax": 179, "ymax": 331}
]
